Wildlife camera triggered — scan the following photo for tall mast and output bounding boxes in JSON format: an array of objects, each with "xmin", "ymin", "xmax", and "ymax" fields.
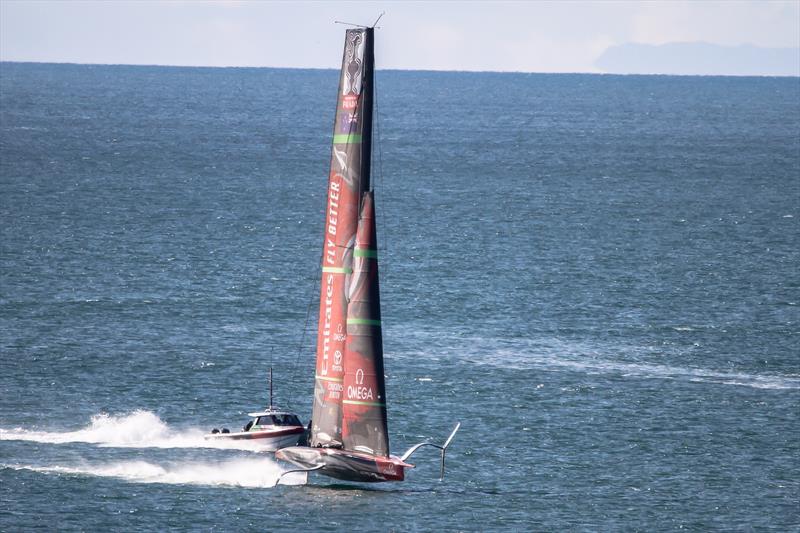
[{"xmin": 361, "ymin": 27, "xmax": 374, "ymax": 193}]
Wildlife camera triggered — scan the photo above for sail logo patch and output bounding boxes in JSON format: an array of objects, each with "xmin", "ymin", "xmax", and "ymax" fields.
[
  {"xmin": 342, "ymin": 30, "xmax": 364, "ymax": 95},
  {"xmin": 347, "ymin": 385, "xmax": 374, "ymax": 401},
  {"xmin": 347, "ymin": 368, "xmax": 374, "ymax": 401},
  {"xmin": 320, "ymin": 273, "xmax": 334, "ymax": 376},
  {"xmin": 378, "ymin": 462, "xmax": 399, "ymax": 476},
  {"xmin": 343, "ymin": 94, "xmax": 359, "ymax": 110},
  {"xmin": 338, "ymin": 112, "xmax": 358, "ymax": 133},
  {"xmin": 326, "ymin": 381, "xmax": 343, "ymax": 400},
  {"xmin": 332, "ymin": 147, "xmax": 355, "ymax": 187}
]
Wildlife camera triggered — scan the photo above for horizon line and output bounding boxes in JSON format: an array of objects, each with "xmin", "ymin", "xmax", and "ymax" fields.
[{"xmin": 2, "ymin": 60, "xmax": 798, "ymax": 79}]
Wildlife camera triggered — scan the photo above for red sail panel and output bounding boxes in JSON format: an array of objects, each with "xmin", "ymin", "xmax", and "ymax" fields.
[
  {"xmin": 342, "ymin": 192, "xmax": 389, "ymax": 457},
  {"xmin": 311, "ymin": 28, "xmax": 373, "ymax": 448}
]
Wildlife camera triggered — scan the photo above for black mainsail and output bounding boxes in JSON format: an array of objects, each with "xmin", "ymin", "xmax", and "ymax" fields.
[{"xmin": 310, "ymin": 27, "xmax": 375, "ymax": 448}]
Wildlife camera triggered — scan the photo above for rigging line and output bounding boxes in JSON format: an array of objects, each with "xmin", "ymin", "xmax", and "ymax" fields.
[
  {"xmin": 288, "ymin": 48, "xmax": 345, "ymax": 410},
  {"xmin": 334, "ymin": 20, "xmax": 369, "ymax": 28},
  {"xmin": 334, "ymin": 12, "xmax": 384, "ymax": 29},
  {"xmin": 286, "ymin": 201, "xmax": 325, "ymax": 411},
  {"xmin": 288, "ymin": 243, "xmax": 323, "ymax": 411}
]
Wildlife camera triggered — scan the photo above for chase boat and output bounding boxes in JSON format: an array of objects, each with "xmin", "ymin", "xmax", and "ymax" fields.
[
  {"xmin": 205, "ymin": 368, "xmax": 307, "ymax": 451},
  {"xmin": 205, "ymin": 409, "xmax": 306, "ymax": 450}
]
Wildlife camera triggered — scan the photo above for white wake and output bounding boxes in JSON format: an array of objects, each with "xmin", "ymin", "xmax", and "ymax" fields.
[
  {"xmin": 0, "ymin": 410, "xmax": 265, "ymax": 451},
  {"xmin": 393, "ymin": 327, "xmax": 800, "ymax": 391},
  {"xmin": 487, "ymin": 345, "xmax": 800, "ymax": 390},
  {"xmin": 2, "ymin": 458, "xmax": 307, "ymax": 488}
]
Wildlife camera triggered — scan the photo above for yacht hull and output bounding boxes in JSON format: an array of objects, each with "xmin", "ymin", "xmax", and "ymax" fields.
[{"xmin": 276, "ymin": 446, "xmax": 412, "ymax": 482}]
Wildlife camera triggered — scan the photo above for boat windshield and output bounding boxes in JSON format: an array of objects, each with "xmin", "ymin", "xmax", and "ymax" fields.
[
  {"xmin": 279, "ymin": 414, "xmax": 302, "ymax": 426},
  {"xmin": 256, "ymin": 415, "xmax": 301, "ymax": 426}
]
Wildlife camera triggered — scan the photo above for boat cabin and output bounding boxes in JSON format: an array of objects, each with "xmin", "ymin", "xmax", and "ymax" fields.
[{"xmin": 244, "ymin": 410, "xmax": 303, "ymax": 432}]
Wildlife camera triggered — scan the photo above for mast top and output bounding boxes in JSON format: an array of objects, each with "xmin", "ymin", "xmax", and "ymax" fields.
[{"xmin": 334, "ymin": 12, "xmax": 384, "ymax": 29}]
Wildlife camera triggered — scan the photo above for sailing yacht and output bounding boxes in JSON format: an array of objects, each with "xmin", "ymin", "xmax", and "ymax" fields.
[{"xmin": 275, "ymin": 25, "xmax": 459, "ymax": 483}]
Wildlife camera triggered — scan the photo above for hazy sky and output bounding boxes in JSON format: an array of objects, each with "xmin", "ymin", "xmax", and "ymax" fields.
[{"xmin": 1, "ymin": 0, "xmax": 798, "ymax": 73}]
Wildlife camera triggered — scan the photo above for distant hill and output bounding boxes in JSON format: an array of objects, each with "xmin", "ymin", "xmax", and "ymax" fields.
[{"xmin": 595, "ymin": 42, "xmax": 800, "ymax": 76}]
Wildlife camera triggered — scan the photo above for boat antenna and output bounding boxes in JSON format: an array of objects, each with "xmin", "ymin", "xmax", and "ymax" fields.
[
  {"xmin": 268, "ymin": 347, "xmax": 274, "ymax": 410},
  {"xmin": 269, "ymin": 366, "xmax": 274, "ymax": 411}
]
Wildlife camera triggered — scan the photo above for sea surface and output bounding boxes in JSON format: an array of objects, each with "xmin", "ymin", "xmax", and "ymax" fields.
[{"xmin": 1, "ymin": 62, "xmax": 798, "ymax": 531}]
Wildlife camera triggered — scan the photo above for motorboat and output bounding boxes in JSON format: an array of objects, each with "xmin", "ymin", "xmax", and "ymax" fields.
[
  {"xmin": 205, "ymin": 368, "xmax": 307, "ymax": 451},
  {"xmin": 205, "ymin": 408, "xmax": 306, "ymax": 450}
]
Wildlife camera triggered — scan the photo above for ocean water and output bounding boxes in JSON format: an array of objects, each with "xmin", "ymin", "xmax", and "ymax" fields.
[{"xmin": 1, "ymin": 62, "xmax": 798, "ymax": 531}]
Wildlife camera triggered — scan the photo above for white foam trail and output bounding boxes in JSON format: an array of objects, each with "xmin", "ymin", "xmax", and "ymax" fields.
[
  {"xmin": 395, "ymin": 328, "xmax": 800, "ymax": 391},
  {"xmin": 484, "ymin": 346, "xmax": 800, "ymax": 390},
  {"xmin": 495, "ymin": 347, "xmax": 792, "ymax": 389},
  {"xmin": 0, "ymin": 410, "xmax": 267, "ymax": 451},
  {"xmin": 2, "ymin": 458, "xmax": 307, "ymax": 488}
]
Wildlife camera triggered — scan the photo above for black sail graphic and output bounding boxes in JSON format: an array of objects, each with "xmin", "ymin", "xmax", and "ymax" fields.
[
  {"xmin": 311, "ymin": 28, "xmax": 374, "ymax": 447},
  {"xmin": 341, "ymin": 192, "xmax": 389, "ymax": 456}
]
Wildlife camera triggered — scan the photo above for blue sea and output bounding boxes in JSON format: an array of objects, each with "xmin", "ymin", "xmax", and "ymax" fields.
[{"xmin": 1, "ymin": 62, "xmax": 798, "ymax": 531}]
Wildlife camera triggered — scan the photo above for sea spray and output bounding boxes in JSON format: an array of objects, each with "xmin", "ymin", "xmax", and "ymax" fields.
[
  {"xmin": 0, "ymin": 410, "xmax": 265, "ymax": 451},
  {"xmin": 2, "ymin": 457, "xmax": 307, "ymax": 488}
]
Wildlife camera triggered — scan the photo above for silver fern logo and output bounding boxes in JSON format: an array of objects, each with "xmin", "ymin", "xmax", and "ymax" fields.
[{"xmin": 342, "ymin": 31, "xmax": 365, "ymax": 95}]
